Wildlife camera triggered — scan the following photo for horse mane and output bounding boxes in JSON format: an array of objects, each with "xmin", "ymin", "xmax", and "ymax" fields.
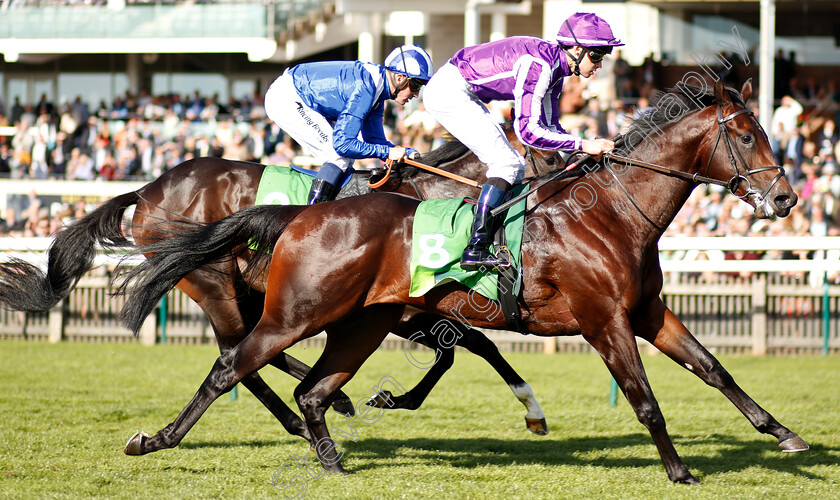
[
  {"xmin": 623, "ymin": 83, "xmax": 746, "ymax": 151},
  {"xmin": 419, "ymin": 139, "xmax": 471, "ymax": 168},
  {"xmin": 393, "ymin": 122, "xmax": 518, "ymax": 181},
  {"xmin": 529, "ymin": 83, "xmax": 747, "ymax": 183}
]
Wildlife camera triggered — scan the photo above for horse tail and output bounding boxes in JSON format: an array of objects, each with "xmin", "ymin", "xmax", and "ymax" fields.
[
  {"xmin": 0, "ymin": 191, "xmax": 137, "ymax": 313},
  {"xmin": 119, "ymin": 204, "xmax": 307, "ymax": 336}
]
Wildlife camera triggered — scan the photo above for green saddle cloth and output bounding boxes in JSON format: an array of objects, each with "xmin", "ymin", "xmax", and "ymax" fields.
[
  {"xmin": 409, "ymin": 184, "xmax": 528, "ymax": 301},
  {"xmin": 254, "ymin": 165, "xmax": 314, "ymax": 206}
]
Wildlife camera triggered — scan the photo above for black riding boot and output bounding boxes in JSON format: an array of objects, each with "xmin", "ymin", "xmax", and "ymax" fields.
[
  {"xmin": 460, "ymin": 178, "xmax": 511, "ymax": 271},
  {"xmin": 307, "ymin": 178, "xmax": 337, "ymax": 205}
]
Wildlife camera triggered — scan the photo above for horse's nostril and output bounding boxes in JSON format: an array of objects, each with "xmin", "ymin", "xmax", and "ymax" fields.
[{"xmin": 774, "ymin": 194, "xmax": 796, "ymax": 210}]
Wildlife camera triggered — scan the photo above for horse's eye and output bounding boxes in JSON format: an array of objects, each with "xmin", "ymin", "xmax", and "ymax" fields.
[
  {"xmin": 741, "ymin": 134, "xmax": 753, "ymax": 145},
  {"xmin": 546, "ymin": 156, "xmax": 557, "ymax": 165}
]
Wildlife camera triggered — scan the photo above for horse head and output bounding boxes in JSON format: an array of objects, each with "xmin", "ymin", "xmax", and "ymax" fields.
[{"xmin": 707, "ymin": 79, "xmax": 797, "ymax": 218}]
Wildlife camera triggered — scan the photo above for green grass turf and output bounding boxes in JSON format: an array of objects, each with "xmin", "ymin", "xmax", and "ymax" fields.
[{"xmin": 0, "ymin": 340, "xmax": 838, "ymax": 499}]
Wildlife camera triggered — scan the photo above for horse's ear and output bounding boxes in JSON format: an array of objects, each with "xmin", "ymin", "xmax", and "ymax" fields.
[
  {"xmin": 714, "ymin": 79, "xmax": 732, "ymax": 108},
  {"xmin": 740, "ymin": 79, "xmax": 753, "ymax": 102}
]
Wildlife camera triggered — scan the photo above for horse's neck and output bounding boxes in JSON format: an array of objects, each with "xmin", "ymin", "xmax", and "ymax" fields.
[
  {"xmin": 605, "ymin": 111, "xmax": 713, "ymax": 243},
  {"xmin": 535, "ymin": 110, "xmax": 713, "ymax": 250}
]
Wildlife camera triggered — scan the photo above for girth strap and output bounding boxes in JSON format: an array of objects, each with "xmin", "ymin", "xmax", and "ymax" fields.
[{"xmin": 493, "ymin": 215, "xmax": 526, "ymax": 332}]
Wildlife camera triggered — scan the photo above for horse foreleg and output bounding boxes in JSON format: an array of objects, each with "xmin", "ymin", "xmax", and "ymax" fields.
[
  {"xmin": 370, "ymin": 312, "xmax": 455, "ymax": 411},
  {"xmin": 457, "ymin": 326, "xmax": 547, "ymax": 435},
  {"xmin": 124, "ymin": 320, "xmax": 305, "ymax": 456},
  {"xmin": 381, "ymin": 312, "xmax": 547, "ymax": 434},
  {"xmin": 236, "ymin": 373, "xmax": 311, "ymax": 442},
  {"xmin": 638, "ymin": 300, "xmax": 808, "ymax": 452},
  {"xmin": 267, "ymin": 352, "xmax": 356, "ymax": 416},
  {"xmin": 294, "ymin": 304, "xmax": 405, "ymax": 474},
  {"xmin": 586, "ymin": 313, "xmax": 698, "ymax": 484}
]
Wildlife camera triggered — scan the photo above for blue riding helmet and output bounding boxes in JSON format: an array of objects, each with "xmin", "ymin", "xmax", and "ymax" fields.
[{"xmin": 384, "ymin": 44, "xmax": 434, "ymax": 82}]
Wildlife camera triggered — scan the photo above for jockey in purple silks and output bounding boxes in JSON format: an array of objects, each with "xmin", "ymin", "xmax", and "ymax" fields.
[{"xmin": 424, "ymin": 12, "xmax": 624, "ymax": 271}]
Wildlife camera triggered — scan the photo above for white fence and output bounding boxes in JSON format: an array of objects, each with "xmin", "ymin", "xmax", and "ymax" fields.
[{"xmin": 2, "ymin": 236, "xmax": 839, "ymax": 355}]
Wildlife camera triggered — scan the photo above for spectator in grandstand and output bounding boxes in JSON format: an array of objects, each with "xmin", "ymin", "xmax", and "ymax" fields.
[
  {"xmin": 0, "ymin": 144, "xmax": 11, "ymax": 177},
  {"xmin": 817, "ymin": 120, "xmax": 837, "ymax": 159},
  {"xmin": 266, "ymin": 137, "xmax": 297, "ymax": 166},
  {"xmin": 399, "ymin": 102, "xmax": 438, "ymax": 152},
  {"xmin": 0, "ymin": 207, "xmax": 25, "ymax": 236},
  {"xmin": 771, "ymin": 95, "xmax": 803, "ymax": 155},
  {"xmin": 65, "ymin": 148, "xmax": 96, "ymax": 180},
  {"xmin": 9, "ymin": 97, "xmax": 24, "ymax": 125},
  {"xmin": 808, "ymin": 195, "xmax": 831, "ymax": 237},
  {"xmin": 423, "ymin": 11, "xmax": 621, "ymax": 270},
  {"xmin": 610, "ymin": 50, "xmax": 632, "ymax": 99},
  {"xmin": 263, "ymin": 44, "xmax": 432, "ymax": 204},
  {"xmin": 797, "ymin": 161, "xmax": 820, "ymax": 207},
  {"xmin": 29, "ymin": 133, "xmax": 49, "ymax": 179}
]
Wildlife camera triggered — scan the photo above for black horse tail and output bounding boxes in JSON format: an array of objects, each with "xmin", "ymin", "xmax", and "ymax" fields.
[
  {"xmin": 119, "ymin": 204, "xmax": 307, "ymax": 336},
  {"xmin": 0, "ymin": 191, "xmax": 137, "ymax": 313}
]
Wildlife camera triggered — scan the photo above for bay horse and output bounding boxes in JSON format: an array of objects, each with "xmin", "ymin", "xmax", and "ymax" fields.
[
  {"xmin": 0, "ymin": 127, "xmax": 559, "ymax": 442},
  {"xmin": 117, "ymin": 80, "xmax": 806, "ymax": 484}
]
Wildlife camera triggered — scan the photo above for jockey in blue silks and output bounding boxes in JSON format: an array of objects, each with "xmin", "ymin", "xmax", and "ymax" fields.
[
  {"xmin": 423, "ymin": 12, "xmax": 624, "ymax": 270},
  {"xmin": 265, "ymin": 45, "xmax": 435, "ymax": 204}
]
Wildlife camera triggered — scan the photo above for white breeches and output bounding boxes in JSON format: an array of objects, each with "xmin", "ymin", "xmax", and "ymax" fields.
[
  {"xmin": 423, "ymin": 63, "xmax": 525, "ymax": 184},
  {"xmin": 264, "ymin": 72, "xmax": 354, "ymax": 171}
]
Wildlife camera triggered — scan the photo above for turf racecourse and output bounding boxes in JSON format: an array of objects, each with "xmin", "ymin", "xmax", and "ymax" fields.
[{"xmin": 1, "ymin": 341, "xmax": 838, "ymax": 499}]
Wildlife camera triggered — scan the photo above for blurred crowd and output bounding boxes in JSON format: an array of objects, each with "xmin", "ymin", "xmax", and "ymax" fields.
[{"xmin": 1, "ymin": 53, "xmax": 840, "ymax": 288}]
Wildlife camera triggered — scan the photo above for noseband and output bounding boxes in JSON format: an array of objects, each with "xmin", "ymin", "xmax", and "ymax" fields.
[{"xmin": 704, "ymin": 105, "xmax": 786, "ymax": 202}]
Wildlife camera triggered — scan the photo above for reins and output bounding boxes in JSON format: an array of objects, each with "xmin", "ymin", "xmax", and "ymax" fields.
[
  {"xmin": 368, "ymin": 157, "xmax": 481, "ymax": 189},
  {"xmin": 491, "ymin": 100, "xmax": 786, "ymax": 224},
  {"xmin": 603, "ymin": 152, "xmax": 731, "ymax": 189}
]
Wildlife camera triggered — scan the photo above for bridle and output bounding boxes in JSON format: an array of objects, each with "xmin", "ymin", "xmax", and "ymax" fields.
[
  {"xmin": 701, "ymin": 104, "xmax": 786, "ymax": 201},
  {"xmin": 607, "ymin": 103, "xmax": 785, "ymax": 200},
  {"xmin": 490, "ymin": 98, "xmax": 788, "ymax": 227}
]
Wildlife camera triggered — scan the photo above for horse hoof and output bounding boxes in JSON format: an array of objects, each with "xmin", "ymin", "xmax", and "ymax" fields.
[
  {"xmin": 331, "ymin": 397, "xmax": 356, "ymax": 416},
  {"xmin": 676, "ymin": 473, "xmax": 700, "ymax": 485},
  {"xmin": 124, "ymin": 431, "xmax": 149, "ymax": 455},
  {"xmin": 328, "ymin": 466, "xmax": 350, "ymax": 476},
  {"xmin": 366, "ymin": 390, "xmax": 394, "ymax": 409},
  {"xmin": 779, "ymin": 435, "xmax": 809, "ymax": 453},
  {"xmin": 525, "ymin": 417, "xmax": 549, "ymax": 436}
]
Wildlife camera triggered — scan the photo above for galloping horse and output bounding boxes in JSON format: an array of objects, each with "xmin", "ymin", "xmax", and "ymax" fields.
[
  {"xmin": 118, "ymin": 80, "xmax": 805, "ymax": 484},
  {"xmin": 0, "ymin": 127, "xmax": 559, "ymax": 441}
]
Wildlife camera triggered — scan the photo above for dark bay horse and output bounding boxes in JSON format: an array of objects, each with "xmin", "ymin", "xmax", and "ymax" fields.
[
  {"xmin": 118, "ymin": 80, "xmax": 806, "ymax": 484},
  {"xmin": 0, "ymin": 127, "xmax": 558, "ymax": 441}
]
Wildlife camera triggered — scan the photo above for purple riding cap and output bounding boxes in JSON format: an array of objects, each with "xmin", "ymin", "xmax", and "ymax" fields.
[{"xmin": 555, "ymin": 12, "xmax": 624, "ymax": 48}]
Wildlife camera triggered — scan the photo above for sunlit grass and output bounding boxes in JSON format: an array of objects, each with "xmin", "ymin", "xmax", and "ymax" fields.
[{"xmin": 0, "ymin": 340, "xmax": 838, "ymax": 499}]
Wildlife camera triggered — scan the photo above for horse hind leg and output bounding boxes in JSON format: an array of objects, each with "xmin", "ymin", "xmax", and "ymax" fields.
[
  {"xmin": 587, "ymin": 312, "xmax": 698, "ymax": 484},
  {"xmin": 367, "ymin": 312, "xmax": 455, "ymax": 411},
  {"xmin": 167, "ymin": 270, "xmax": 312, "ymax": 443},
  {"xmin": 294, "ymin": 304, "xmax": 405, "ymax": 474},
  {"xmin": 234, "ymin": 250, "xmax": 356, "ymax": 416},
  {"xmin": 266, "ymin": 352, "xmax": 356, "ymax": 416},
  {"xmin": 640, "ymin": 302, "xmax": 808, "ymax": 453},
  {"xmin": 124, "ymin": 313, "xmax": 313, "ymax": 456},
  {"xmin": 382, "ymin": 311, "xmax": 548, "ymax": 435}
]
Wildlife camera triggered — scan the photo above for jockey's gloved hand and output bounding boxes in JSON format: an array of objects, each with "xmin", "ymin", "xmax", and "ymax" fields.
[{"xmin": 406, "ymin": 147, "xmax": 420, "ymax": 160}]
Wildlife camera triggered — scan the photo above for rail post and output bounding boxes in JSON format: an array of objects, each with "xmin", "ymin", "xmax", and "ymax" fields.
[
  {"xmin": 750, "ymin": 275, "xmax": 767, "ymax": 355},
  {"xmin": 159, "ymin": 295, "xmax": 168, "ymax": 344},
  {"xmin": 47, "ymin": 299, "xmax": 65, "ymax": 343},
  {"xmin": 824, "ymin": 273, "xmax": 831, "ymax": 356}
]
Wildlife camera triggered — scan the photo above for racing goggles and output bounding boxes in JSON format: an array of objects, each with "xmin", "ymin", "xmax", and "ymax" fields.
[
  {"xmin": 408, "ymin": 78, "xmax": 427, "ymax": 92},
  {"xmin": 586, "ymin": 49, "xmax": 610, "ymax": 63}
]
